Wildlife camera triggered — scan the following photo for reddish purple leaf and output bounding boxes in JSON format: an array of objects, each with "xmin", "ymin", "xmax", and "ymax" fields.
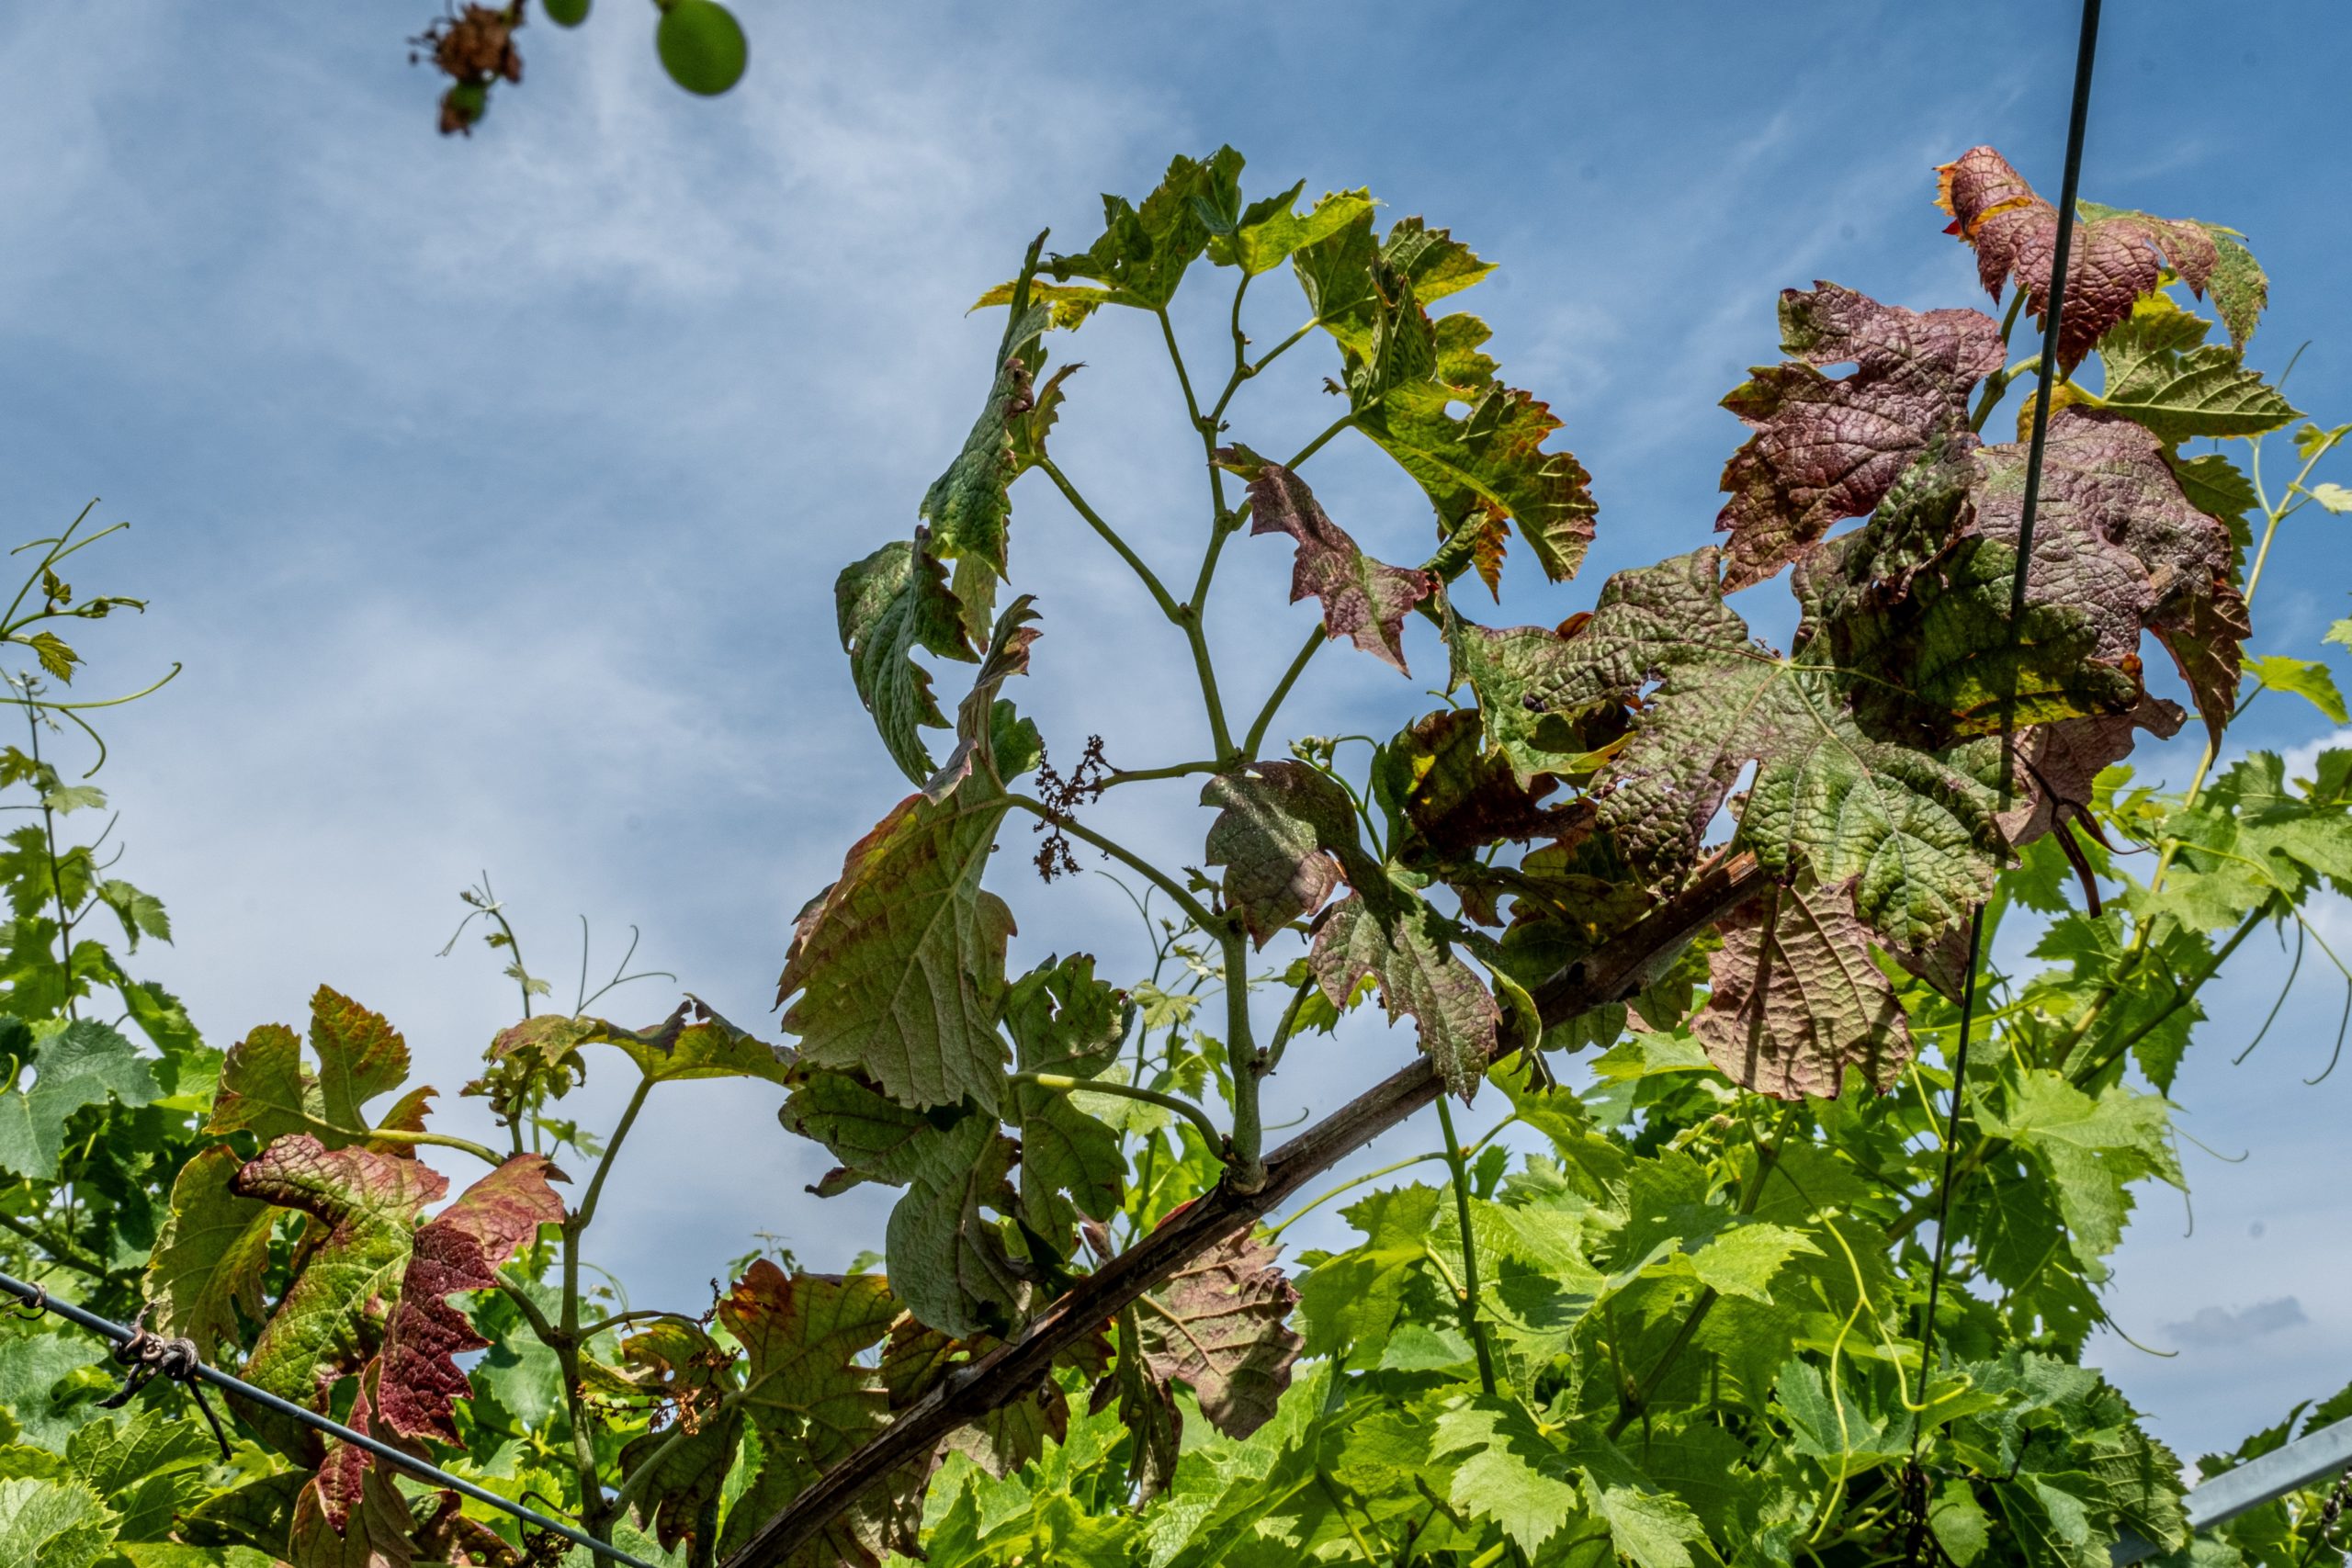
[
  {"xmin": 377, "ymin": 1155, "xmax": 569, "ymax": 1443},
  {"xmin": 1715, "ymin": 283, "xmax": 2003, "ymax": 589},
  {"xmin": 1936, "ymin": 145, "xmax": 2262, "ymax": 367},
  {"xmin": 1224, "ymin": 449, "xmax": 1433, "ymax": 672}
]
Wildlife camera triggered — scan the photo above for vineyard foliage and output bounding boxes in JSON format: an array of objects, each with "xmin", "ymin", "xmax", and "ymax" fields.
[{"xmin": 2, "ymin": 144, "xmax": 2352, "ymax": 1568}]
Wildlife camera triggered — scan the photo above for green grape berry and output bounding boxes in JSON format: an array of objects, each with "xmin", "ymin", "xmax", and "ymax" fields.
[
  {"xmin": 440, "ymin": 80, "xmax": 491, "ymax": 136},
  {"xmin": 655, "ymin": 0, "xmax": 747, "ymax": 96},
  {"xmin": 543, "ymin": 0, "xmax": 591, "ymax": 26}
]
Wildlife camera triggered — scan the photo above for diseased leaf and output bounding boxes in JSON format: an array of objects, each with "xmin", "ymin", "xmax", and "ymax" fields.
[
  {"xmin": 1937, "ymin": 145, "xmax": 2267, "ymax": 366},
  {"xmin": 1312, "ymin": 875, "xmax": 1499, "ymax": 1101},
  {"xmin": 611, "ymin": 1319, "xmax": 740, "ymax": 1553},
  {"xmin": 1796, "ymin": 445, "xmax": 2149, "ymax": 741},
  {"xmin": 0, "ymin": 1019, "xmax": 159, "ymax": 1179},
  {"xmin": 716, "ymin": 1264, "xmax": 909, "ymax": 1568},
  {"xmin": 145, "ymin": 1144, "xmax": 278, "ymax": 1359},
  {"xmin": 229, "ymin": 1136, "xmax": 444, "ymax": 1423},
  {"xmin": 1448, "ymin": 549, "xmax": 1739, "ymax": 785},
  {"xmin": 1297, "ymin": 209, "xmax": 1594, "ymax": 583},
  {"xmin": 1200, "ymin": 762, "xmax": 1355, "ymax": 948},
  {"xmin": 1132, "ymin": 1230, "xmax": 1303, "ymax": 1440},
  {"xmin": 775, "ymin": 773, "xmax": 1014, "ymax": 1116},
  {"xmin": 1294, "ymin": 211, "xmax": 1494, "ymax": 359},
  {"xmin": 1693, "ymin": 879, "xmax": 1912, "ymax": 1099},
  {"xmin": 208, "ymin": 988, "xmax": 415, "ymax": 1153},
  {"xmin": 2002, "ymin": 694, "xmax": 2186, "ymax": 851},
  {"xmin": 286, "ymin": 1366, "xmax": 414, "ymax": 1568},
  {"xmin": 836, "ymin": 536, "xmax": 977, "ymax": 786},
  {"xmin": 1038, "ymin": 148, "xmax": 1244, "ymax": 316},
  {"xmin": 1372, "ymin": 707, "xmax": 1586, "ymax": 864},
  {"xmin": 779, "ymin": 1071, "xmax": 1024, "ymax": 1337},
  {"xmin": 880, "ymin": 1318, "xmax": 1077, "ymax": 1479},
  {"xmin": 375, "ymin": 1156, "xmax": 567, "ymax": 1444},
  {"xmin": 1970, "ymin": 409, "xmax": 2248, "ymax": 742},
  {"xmin": 1714, "ymin": 282, "xmax": 2004, "ymax": 588},
  {"xmin": 1220, "ymin": 449, "xmax": 1431, "ymax": 672}
]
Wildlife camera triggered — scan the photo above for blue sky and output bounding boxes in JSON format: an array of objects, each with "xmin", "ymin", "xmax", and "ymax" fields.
[{"xmin": 3, "ymin": 1, "xmax": 2346, "ymax": 1463}]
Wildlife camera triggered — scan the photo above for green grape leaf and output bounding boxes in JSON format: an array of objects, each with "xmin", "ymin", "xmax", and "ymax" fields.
[
  {"xmin": 1218, "ymin": 449, "xmax": 1432, "ymax": 672},
  {"xmin": 1979, "ymin": 1071, "xmax": 2177, "ymax": 1272},
  {"xmin": 1207, "ymin": 184, "xmax": 1374, "ymax": 276},
  {"xmin": 1436, "ymin": 1400, "xmax": 1711, "ymax": 1566},
  {"xmin": 95, "ymin": 878, "xmax": 171, "ymax": 951},
  {"xmin": 207, "ymin": 988, "xmax": 416, "ymax": 1152},
  {"xmin": 1694, "ymin": 879, "xmax": 1912, "ymax": 1100},
  {"xmin": 1432, "ymin": 1396, "xmax": 1583, "ymax": 1555},
  {"xmin": 1714, "ymin": 282, "xmax": 2004, "ymax": 588},
  {"xmin": 228, "ymin": 1135, "xmax": 444, "ymax": 1419},
  {"xmin": 716, "ymin": 1264, "xmax": 910, "ymax": 1568},
  {"xmin": 2306, "ymin": 481, "xmax": 2352, "ymax": 513},
  {"xmin": 1938, "ymin": 146, "xmax": 2267, "ymax": 365},
  {"xmin": 0, "ymin": 1476, "xmax": 116, "ymax": 1568},
  {"xmin": 1132, "ymin": 1230, "xmax": 1303, "ymax": 1440},
  {"xmin": 375, "ymin": 1155, "xmax": 567, "ymax": 1443},
  {"xmin": 2245, "ymin": 654, "xmax": 2347, "ymax": 724},
  {"xmin": 1295, "ymin": 1184, "xmax": 1442, "ymax": 1364},
  {"xmin": 836, "ymin": 536, "xmax": 977, "ymax": 786},
  {"xmin": 923, "ymin": 238, "xmax": 1052, "ymax": 583},
  {"xmin": 145, "ymin": 1144, "xmax": 277, "ymax": 1359},
  {"xmin": 1004, "ymin": 954, "xmax": 1131, "ymax": 1245},
  {"xmin": 1294, "ymin": 212, "xmax": 1494, "ymax": 359},
  {"xmin": 1311, "ymin": 874, "xmax": 1499, "ymax": 1102},
  {"xmin": 775, "ymin": 752, "xmax": 1017, "ymax": 1114},
  {"xmin": 0, "ymin": 1018, "xmax": 159, "ymax": 1178},
  {"xmin": 2094, "ymin": 297, "xmax": 2301, "ymax": 443},
  {"xmin": 1200, "ymin": 761, "xmax": 1357, "ymax": 948},
  {"xmin": 22, "ymin": 632, "xmax": 81, "ymax": 685},
  {"xmin": 1341, "ymin": 279, "xmax": 1597, "ymax": 585}
]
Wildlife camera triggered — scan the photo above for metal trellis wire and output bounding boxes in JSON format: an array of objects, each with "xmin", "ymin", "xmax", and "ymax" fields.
[{"xmin": 0, "ymin": 1269, "xmax": 666, "ymax": 1568}]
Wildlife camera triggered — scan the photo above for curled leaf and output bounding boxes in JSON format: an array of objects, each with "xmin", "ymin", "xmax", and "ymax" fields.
[
  {"xmin": 1936, "ymin": 145, "xmax": 2267, "ymax": 366},
  {"xmin": 1221, "ymin": 448, "xmax": 1432, "ymax": 672}
]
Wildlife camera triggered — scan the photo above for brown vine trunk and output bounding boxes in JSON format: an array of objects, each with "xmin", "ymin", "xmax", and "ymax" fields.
[{"xmin": 718, "ymin": 851, "xmax": 1765, "ymax": 1568}]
